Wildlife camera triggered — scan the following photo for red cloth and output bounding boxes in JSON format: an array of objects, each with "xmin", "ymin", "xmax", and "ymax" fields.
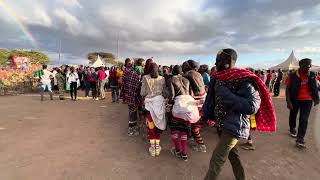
[
  {"xmin": 214, "ymin": 68, "xmax": 276, "ymax": 132},
  {"xmin": 286, "ymin": 72, "xmax": 312, "ymax": 101}
]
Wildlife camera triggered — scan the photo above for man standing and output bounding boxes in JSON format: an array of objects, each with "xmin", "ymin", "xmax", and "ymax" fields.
[
  {"xmin": 274, "ymin": 68, "xmax": 283, "ymax": 96},
  {"xmin": 203, "ymin": 49, "xmax": 276, "ymax": 180},
  {"xmin": 286, "ymin": 58, "xmax": 319, "ymax": 148},
  {"xmin": 40, "ymin": 64, "xmax": 54, "ymax": 101},
  {"xmin": 122, "ymin": 58, "xmax": 141, "ymax": 136}
]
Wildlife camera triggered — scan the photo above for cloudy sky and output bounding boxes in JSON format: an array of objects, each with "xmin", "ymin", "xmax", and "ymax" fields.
[{"xmin": 0, "ymin": 0, "xmax": 319, "ymax": 67}]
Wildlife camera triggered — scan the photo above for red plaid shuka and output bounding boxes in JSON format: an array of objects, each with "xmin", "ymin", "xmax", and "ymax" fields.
[
  {"xmin": 122, "ymin": 67, "xmax": 141, "ymax": 105},
  {"xmin": 214, "ymin": 68, "xmax": 277, "ymax": 132}
]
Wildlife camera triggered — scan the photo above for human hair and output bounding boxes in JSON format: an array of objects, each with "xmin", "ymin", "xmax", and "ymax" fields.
[
  {"xmin": 144, "ymin": 58, "xmax": 153, "ymax": 75},
  {"xmin": 136, "ymin": 58, "xmax": 144, "ymax": 66},
  {"xmin": 149, "ymin": 63, "xmax": 159, "ymax": 79},
  {"xmin": 187, "ymin": 60, "xmax": 199, "ymax": 70},
  {"xmin": 70, "ymin": 67, "xmax": 75, "ymax": 73},
  {"xmin": 299, "ymin": 58, "xmax": 312, "ymax": 66},
  {"xmin": 125, "ymin": 58, "xmax": 132, "ymax": 67},
  {"xmin": 172, "ymin": 65, "xmax": 182, "ymax": 75}
]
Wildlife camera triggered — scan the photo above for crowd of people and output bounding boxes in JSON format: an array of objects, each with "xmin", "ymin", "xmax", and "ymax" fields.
[{"xmin": 37, "ymin": 48, "xmax": 320, "ymax": 180}]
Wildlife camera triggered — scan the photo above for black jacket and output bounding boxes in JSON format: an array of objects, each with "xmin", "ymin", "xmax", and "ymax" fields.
[{"xmin": 287, "ymin": 71, "xmax": 319, "ymax": 105}]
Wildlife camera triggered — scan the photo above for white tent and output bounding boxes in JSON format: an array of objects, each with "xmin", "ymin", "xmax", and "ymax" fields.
[
  {"xmin": 91, "ymin": 55, "xmax": 105, "ymax": 67},
  {"xmin": 269, "ymin": 51, "xmax": 299, "ymax": 70}
]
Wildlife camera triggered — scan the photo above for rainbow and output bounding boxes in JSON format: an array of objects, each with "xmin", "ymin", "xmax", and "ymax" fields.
[{"xmin": 0, "ymin": 0, "xmax": 38, "ymax": 48}]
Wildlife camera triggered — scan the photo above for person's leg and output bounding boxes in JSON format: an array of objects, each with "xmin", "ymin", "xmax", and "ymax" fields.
[
  {"xmin": 111, "ymin": 87, "xmax": 116, "ymax": 102},
  {"xmin": 73, "ymin": 82, "xmax": 77, "ymax": 100},
  {"xmin": 289, "ymin": 102, "xmax": 300, "ymax": 136},
  {"xmin": 180, "ymin": 131, "xmax": 188, "ymax": 159},
  {"xmin": 70, "ymin": 82, "xmax": 74, "ymax": 100},
  {"xmin": 40, "ymin": 83, "xmax": 45, "ymax": 101},
  {"xmin": 171, "ymin": 130, "xmax": 180, "ymax": 152},
  {"xmin": 99, "ymin": 80, "xmax": 104, "ymax": 99},
  {"xmin": 191, "ymin": 124, "xmax": 206, "ymax": 152},
  {"xmin": 204, "ymin": 132, "xmax": 240, "ymax": 180},
  {"xmin": 228, "ymin": 145, "xmax": 245, "ymax": 180},
  {"xmin": 128, "ymin": 104, "xmax": 138, "ymax": 135},
  {"xmin": 84, "ymin": 81, "xmax": 89, "ymax": 97},
  {"xmin": 116, "ymin": 87, "xmax": 120, "ymax": 102},
  {"xmin": 47, "ymin": 83, "xmax": 53, "ymax": 100},
  {"xmin": 58, "ymin": 83, "xmax": 64, "ymax": 100},
  {"xmin": 155, "ymin": 129, "xmax": 161, "ymax": 156},
  {"xmin": 297, "ymin": 101, "xmax": 313, "ymax": 144}
]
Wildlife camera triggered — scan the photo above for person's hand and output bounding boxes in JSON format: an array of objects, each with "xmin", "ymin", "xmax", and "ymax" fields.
[{"xmin": 287, "ymin": 101, "xmax": 293, "ymax": 110}]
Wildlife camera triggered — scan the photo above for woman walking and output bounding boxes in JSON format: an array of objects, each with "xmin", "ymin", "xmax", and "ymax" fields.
[
  {"xmin": 109, "ymin": 66, "xmax": 120, "ymax": 102},
  {"xmin": 87, "ymin": 67, "xmax": 98, "ymax": 100},
  {"xmin": 140, "ymin": 63, "xmax": 167, "ymax": 157},
  {"xmin": 67, "ymin": 67, "xmax": 79, "ymax": 101},
  {"xmin": 168, "ymin": 65, "xmax": 200, "ymax": 161}
]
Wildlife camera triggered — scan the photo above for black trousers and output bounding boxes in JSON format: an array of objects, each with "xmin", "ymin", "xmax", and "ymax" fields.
[
  {"xmin": 273, "ymin": 82, "xmax": 281, "ymax": 96},
  {"xmin": 289, "ymin": 100, "xmax": 313, "ymax": 143},
  {"xmin": 90, "ymin": 82, "xmax": 97, "ymax": 98},
  {"xmin": 70, "ymin": 82, "xmax": 77, "ymax": 100}
]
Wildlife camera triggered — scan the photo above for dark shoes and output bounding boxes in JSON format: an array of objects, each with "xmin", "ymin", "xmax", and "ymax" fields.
[
  {"xmin": 296, "ymin": 141, "xmax": 306, "ymax": 149},
  {"xmin": 289, "ymin": 128, "xmax": 297, "ymax": 138}
]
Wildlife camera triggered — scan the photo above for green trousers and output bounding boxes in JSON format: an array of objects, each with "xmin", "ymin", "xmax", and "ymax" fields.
[{"xmin": 204, "ymin": 132, "xmax": 245, "ymax": 180}]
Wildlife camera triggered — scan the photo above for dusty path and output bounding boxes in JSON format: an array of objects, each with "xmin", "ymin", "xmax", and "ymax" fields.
[{"xmin": 0, "ymin": 92, "xmax": 319, "ymax": 180}]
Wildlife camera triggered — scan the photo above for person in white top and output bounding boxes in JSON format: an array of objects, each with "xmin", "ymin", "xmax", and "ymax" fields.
[
  {"xmin": 67, "ymin": 67, "xmax": 79, "ymax": 101},
  {"xmin": 40, "ymin": 64, "xmax": 54, "ymax": 101}
]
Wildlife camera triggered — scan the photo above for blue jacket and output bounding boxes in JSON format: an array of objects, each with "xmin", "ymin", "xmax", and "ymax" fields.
[{"xmin": 203, "ymin": 78, "xmax": 261, "ymax": 139}]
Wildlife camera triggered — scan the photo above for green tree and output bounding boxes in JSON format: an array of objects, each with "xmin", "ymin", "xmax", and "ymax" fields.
[
  {"xmin": 10, "ymin": 50, "xmax": 49, "ymax": 65},
  {"xmin": 0, "ymin": 49, "xmax": 10, "ymax": 66},
  {"xmin": 87, "ymin": 52, "xmax": 121, "ymax": 65}
]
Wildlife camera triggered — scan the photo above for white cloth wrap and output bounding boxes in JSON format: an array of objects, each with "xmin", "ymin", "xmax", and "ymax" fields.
[
  {"xmin": 144, "ymin": 95, "xmax": 166, "ymax": 130},
  {"xmin": 172, "ymin": 95, "xmax": 200, "ymax": 123}
]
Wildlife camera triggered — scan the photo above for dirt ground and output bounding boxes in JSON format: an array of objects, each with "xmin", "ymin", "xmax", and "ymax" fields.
[{"xmin": 0, "ymin": 90, "xmax": 320, "ymax": 180}]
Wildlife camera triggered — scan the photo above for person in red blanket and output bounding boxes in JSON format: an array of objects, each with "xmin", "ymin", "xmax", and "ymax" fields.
[{"xmin": 203, "ymin": 48, "xmax": 276, "ymax": 180}]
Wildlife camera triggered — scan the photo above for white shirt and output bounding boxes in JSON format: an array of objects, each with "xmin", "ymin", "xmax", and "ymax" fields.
[
  {"xmin": 67, "ymin": 72, "xmax": 79, "ymax": 83},
  {"xmin": 52, "ymin": 70, "xmax": 57, "ymax": 85},
  {"xmin": 41, "ymin": 69, "xmax": 53, "ymax": 84},
  {"xmin": 105, "ymin": 70, "xmax": 110, "ymax": 78}
]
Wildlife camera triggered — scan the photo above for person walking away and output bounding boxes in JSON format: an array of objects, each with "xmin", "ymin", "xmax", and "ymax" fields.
[
  {"xmin": 122, "ymin": 58, "xmax": 141, "ymax": 136},
  {"xmin": 87, "ymin": 68, "xmax": 98, "ymax": 100},
  {"xmin": 140, "ymin": 63, "xmax": 167, "ymax": 157},
  {"xmin": 40, "ymin": 64, "xmax": 54, "ymax": 101},
  {"xmin": 134, "ymin": 58, "xmax": 144, "ymax": 76},
  {"xmin": 109, "ymin": 66, "xmax": 120, "ymax": 102},
  {"xmin": 52, "ymin": 68, "xmax": 58, "ymax": 91},
  {"xmin": 270, "ymin": 70, "xmax": 277, "ymax": 92},
  {"xmin": 286, "ymin": 58, "xmax": 319, "ymax": 148},
  {"xmin": 67, "ymin": 67, "xmax": 79, "ymax": 101},
  {"xmin": 202, "ymin": 48, "xmax": 276, "ymax": 180},
  {"xmin": 266, "ymin": 70, "xmax": 272, "ymax": 89},
  {"xmin": 199, "ymin": 64, "xmax": 211, "ymax": 91},
  {"xmin": 83, "ymin": 67, "xmax": 90, "ymax": 98},
  {"xmin": 104, "ymin": 66, "xmax": 110, "ymax": 90},
  {"xmin": 168, "ymin": 65, "xmax": 200, "ymax": 161},
  {"xmin": 260, "ymin": 71, "xmax": 267, "ymax": 83},
  {"xmin": 97, "ymin": 67, "xmax": 107, "ymax": 100},
  {"xmin": 274, "ymin": 68, "xmax": 283, "ymax": 96},
  {"xmin": 55, "ymin": 68, "xmax": 65, "ymax": 100},
  {"xmin": 182, "ymin": 60, "xmax": 207, "ymax": 153},
  {"xmin": 65, "ymin": 66, "xmax": 71, "ymax": 92}
]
